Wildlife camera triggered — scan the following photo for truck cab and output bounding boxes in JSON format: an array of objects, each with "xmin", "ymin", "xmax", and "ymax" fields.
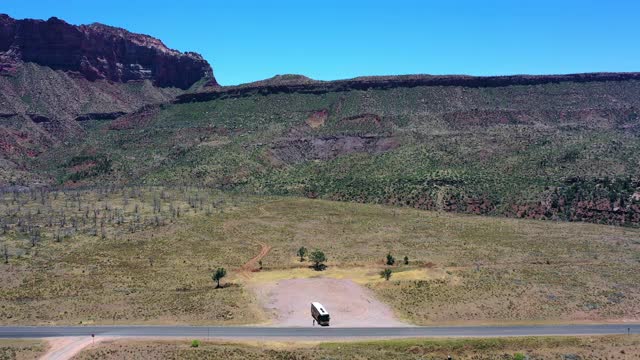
[{"xmin": 311, "ymin": 302, "xmax": 330, "ymax": 326}]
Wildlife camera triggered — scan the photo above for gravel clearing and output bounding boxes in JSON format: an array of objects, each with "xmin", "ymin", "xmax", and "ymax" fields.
[{"xmin": 252, "ymin": 278, "xmax": 408, "ymax": 327}]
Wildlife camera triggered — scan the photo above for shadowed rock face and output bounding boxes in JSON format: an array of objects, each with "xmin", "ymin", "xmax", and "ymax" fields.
[
  {"xmin": 0, "ymin": 14, "xmax": 216, "ymax": 167},
  {"xmin": 0, "ymin": 14, "xmax": 215, "ymax": 89},
  {"xmin": 176, "ymin": 71, "xmax": 640, "ymax": 103}
]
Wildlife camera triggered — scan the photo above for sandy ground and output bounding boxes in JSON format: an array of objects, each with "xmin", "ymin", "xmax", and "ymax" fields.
[
  {"xmin": 252, "ymin": 277, "xmax": 408, "ymax": 327},
  {"xmin": 42, "ymin": 336, "xmax": 117, "ymax": 360}
]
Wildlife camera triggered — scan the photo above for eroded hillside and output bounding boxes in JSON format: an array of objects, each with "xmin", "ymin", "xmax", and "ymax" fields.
[{"xmin": 32, "ymin": 73, "xmax": 640, "ymax": 225}]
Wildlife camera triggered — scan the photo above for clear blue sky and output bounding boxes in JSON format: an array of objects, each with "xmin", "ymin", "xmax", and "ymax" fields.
[{"xmin": 3, "ymin": 0, "xmax": 639, "ymax": 85}]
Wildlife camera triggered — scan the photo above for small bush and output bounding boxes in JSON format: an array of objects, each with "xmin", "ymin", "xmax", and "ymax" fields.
[
  {"xmin": 191, "ymin": 339, "xmax": 201, "ymax": 348},
  {"xmin": 513, "ymin": 353, "xmax": 526, "ymax": 360},
  {"xmin": 310, "ymin": 250, "xmax": 327, "ymax": 271},
  {"xmin": 386, "ymin": 253, "xmax": 395, "ymax": 266},
  {"xmin": 297, "ymin": 246, "xmax": 308, "ymax": 262},
  {"xmin": 212, "ymin": 267, "xmax": 227, "ymax": 288},
  {"xmin": 380, "ymin": 268, "xmax": 393, "ymax": 281}
]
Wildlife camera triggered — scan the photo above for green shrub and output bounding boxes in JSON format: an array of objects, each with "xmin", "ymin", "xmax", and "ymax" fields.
[
  {"xmin": 310, "ymin": 250, "xmax": 327, "ymax": 271},
  {"xmin": 212, "ymin": 267, "xmax": 227, "ymax": 288},
  {"xmin": 191, "ymin": 339, "xmax": 201, "ymax": 348},
  {"xmin": 386, "ymin": 253, "xmax": 395, "ymax": 266},
  {"xmin": 380, "ymin": 268, "xmax": 393, "ymax": 281}
]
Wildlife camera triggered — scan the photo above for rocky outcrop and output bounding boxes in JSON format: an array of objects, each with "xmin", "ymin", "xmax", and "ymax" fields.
[
  {"xmin": 0, "ymin": 14, "xmax": 215, "ymax": 89},
  {"xmin": 74, "ymin": 112, "xmax": 127, "ymax": 122},
  {"xmin": 508, "ymin": 177, "xmax": 640, "ymax": 225},
  {"xmin": 0, "ymin": 14, "xmax": 216, "ymax": 165},
  {"xmin": 268, "ymin": 135, "xmax": 400, "ymax": 165}
]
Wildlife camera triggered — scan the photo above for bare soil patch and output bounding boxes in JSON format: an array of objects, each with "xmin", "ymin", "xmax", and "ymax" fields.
[
  {"xmin": 42, "ymin": 337, "xmax": 115, "ymax": 360},
  {"xmin": 239, "ymin": 242, "xmax": 272, "ymax": 279},
  {"xmin": 305, "ymin": 109, "xmax": 327, "ymax": 128},
  {"xmin": 252, "ymin": 278, "xmax": 407, "ymax": 327}
]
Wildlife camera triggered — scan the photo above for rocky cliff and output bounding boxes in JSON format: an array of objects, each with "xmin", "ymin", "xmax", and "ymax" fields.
[
  {"xmin": 0, "ymin": 14, "xmax": 215, "ymax": 89},
  {"xmin": 0, "ymin": 14, "xmax": 215, "ymax": 181}
]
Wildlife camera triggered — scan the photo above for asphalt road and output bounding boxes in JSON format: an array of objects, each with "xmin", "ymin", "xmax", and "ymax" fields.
[{"xmin": 0, "ymin": 324, "xmax": 638, "ymax": 339}]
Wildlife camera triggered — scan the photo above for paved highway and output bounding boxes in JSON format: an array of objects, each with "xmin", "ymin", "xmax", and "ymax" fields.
[{"xmin": 0, "ymin": 324, "xmax": 638, "ymax": 339}]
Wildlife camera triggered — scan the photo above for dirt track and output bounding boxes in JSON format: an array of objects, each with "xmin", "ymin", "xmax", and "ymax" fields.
[
  {"xmin": 42, "ymin": 336, "xmax": 116, "ymax": 360},
  {"xmin": 240, "ymin": 242, "xmax": 272, "ymax": 279},
  {"xmin": 252, "ymin": 278, "xmax": 407, "ymax": 327}
]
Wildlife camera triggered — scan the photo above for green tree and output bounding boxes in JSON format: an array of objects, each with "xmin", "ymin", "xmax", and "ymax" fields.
[
  {"xmin": 310, "ymin": 250, "xmax": 327, "ymax": 271},
  {"xmin": 380, "ymin": 268, "xmax": 392, "ymax": 281},
  {"xmin": 297, "ymin": 246, "xmax": 308, "ymax": 262},
  {"xmin": 386, "ymin": 253, "xmax": 395, "ymax": 266},
  {"xmin": 404, "ymin": 256, "xmax": 409, "ymax": 265},
  {"xmin": 212, "ymin": 267, "xmax": 227, "ymax": 288}
]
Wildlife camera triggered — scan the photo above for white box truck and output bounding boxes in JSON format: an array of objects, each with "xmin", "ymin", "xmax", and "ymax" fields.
[{"xmin": 311, "ymin": 302, "xmax": 330, "ymax": 326}]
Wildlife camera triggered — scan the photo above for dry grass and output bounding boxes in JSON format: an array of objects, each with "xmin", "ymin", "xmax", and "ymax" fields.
[
  {"xmin": 244, "ymin": 265, "xmax": 442, "ymax": 285},
  {"xmin": 0, "ymin": 339, "xmax": 47, "ymax": 360},
  {"xmin": 1, "ymin": 190, "xmax": 639, "ymax": 325},
  {"xmin": 226, "ymin": 197, "xmax": 640, "ymax": 324},
  {"xmin": 73, "ymin": 335, "xmax": 640, "ymax": 360},
  {"xmin": 0, "ymin": 187, "xmax": 267, "ymax": 325}
]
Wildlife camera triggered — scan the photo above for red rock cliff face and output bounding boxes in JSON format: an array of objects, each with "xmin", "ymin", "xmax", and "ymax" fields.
[{"xmin": 0, "ymin": 14, "xmax": 216, "ymax": 89}]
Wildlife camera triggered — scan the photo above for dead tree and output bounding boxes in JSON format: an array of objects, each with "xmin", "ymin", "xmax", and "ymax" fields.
[
  {"xmin": 100, "ymin": 221, "xmax": 106, "ymax": 240},
  {"xmin": 30, "ymin": 228, "xmax": 41, "ymax": 247},
  {"xmin": 153, "ymin": 197, "xmax": 161, "ymax": 213}
]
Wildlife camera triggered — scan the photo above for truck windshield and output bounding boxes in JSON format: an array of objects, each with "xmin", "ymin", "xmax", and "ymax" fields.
[{"xmin": 318, "ymin": 314, "xmax": 330, "ymax": 322}]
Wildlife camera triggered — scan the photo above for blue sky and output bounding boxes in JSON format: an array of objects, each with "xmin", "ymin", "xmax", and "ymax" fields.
[{"xmin": 2, "ymin": 0, "xmax": 639, "ymax": 85}]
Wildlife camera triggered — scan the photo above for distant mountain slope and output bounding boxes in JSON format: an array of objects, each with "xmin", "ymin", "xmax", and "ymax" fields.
[
  {"xmin": 0, "ymin": 14, "xmax": 215, "ymax": 181},
  {"xmin": 37, "ymin": 72, "xmax": 640, "ymax": 226},
  {"xmin": 2, "ymin": 15, "xmax": 639, "ymax": 226}
]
